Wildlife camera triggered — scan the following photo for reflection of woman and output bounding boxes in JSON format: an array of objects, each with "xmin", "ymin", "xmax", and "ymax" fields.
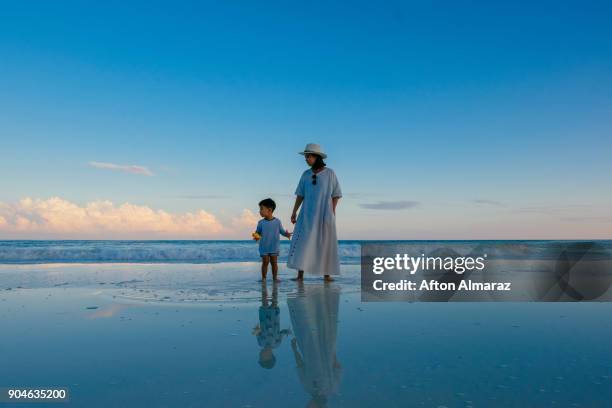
[
  {"xmin": 288, "ymin": 143, "xmax": 342, "ymax": 282},
  {"xmin": 288, "ymin": 283, "xmax": 342, "ymax": 408}
]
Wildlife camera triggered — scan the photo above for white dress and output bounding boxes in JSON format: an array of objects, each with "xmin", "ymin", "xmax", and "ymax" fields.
[
  {"xmin": 288, "ymin": 284, "xmax": 342, "ymax": 398},
  {"xmin": 287, "ymin": 167, "xmax": 342, "ymax": 276}
]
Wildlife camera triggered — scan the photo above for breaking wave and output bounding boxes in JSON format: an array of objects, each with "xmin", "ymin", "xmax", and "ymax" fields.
[{"xmin": 0, "ymin": 240, "xmax": 362, "ymax": 264}]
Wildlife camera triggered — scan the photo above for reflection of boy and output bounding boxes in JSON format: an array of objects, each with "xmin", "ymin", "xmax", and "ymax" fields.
[{"xmin": 252, "ymin": 283, "xmax": 291, "ymax": 369}]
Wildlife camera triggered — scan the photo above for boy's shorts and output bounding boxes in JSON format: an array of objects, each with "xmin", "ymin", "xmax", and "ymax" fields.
[{"xmin": 261, "ymin": 253, "xmax": 279, "ymax": 257}]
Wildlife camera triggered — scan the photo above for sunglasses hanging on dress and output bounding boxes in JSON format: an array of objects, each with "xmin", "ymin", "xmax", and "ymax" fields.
[{"xmin": 312, "ymin": 174, "xmax": 317, "ymax": 185}]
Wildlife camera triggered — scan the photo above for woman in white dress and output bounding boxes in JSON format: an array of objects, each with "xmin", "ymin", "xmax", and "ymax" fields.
[
  {"xmin": 288, "ymin": 143, "xmax": 342, "ymax": 282},
  {"xmin": 288, "ymin": 283, "xmax": 342, "ymax": 407}
]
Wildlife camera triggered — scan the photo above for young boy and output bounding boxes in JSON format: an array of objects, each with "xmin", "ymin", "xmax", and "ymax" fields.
[{"xmin": 254, "ymin": 198, "xmax": 291, "ymax": 281}]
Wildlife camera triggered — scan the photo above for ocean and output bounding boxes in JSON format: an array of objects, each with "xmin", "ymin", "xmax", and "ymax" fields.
[{"xmin": 0, "ymin": 240, "xmax": 362, "ymax": 264}]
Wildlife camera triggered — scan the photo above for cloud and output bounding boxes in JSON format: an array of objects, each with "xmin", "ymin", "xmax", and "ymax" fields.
[
  {"xmin": 89, "ymin": 161, "xmax": 154, "ymax": 176},
  {"xmin": 88, "ymin": 303, "xmax": 132, "ymax": 319},
  {"xmin": 231, "ymin": 209, "xmax": 260, "ymax": 230},
  {"xmin": 0, "ymin": 197, "xmax": 223, "ymax": 238},
  {"xmin": 359, "ymin": 200, "xmax": 420, "ymax": 210},
  {"xmin": 473, "ymin": 199, "xmax": 505, "ymax": 207},
  {"xmin": 513, "ymin": 204, "xmax": 589, "ymax": 214},
  {"xmin": 560, "ymin": 216, "xmax": 612, "ymax": 223}
]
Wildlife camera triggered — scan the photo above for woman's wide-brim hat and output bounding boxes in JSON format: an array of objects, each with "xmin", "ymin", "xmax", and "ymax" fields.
[{"xmin": 298, "ymin": 143, "xmax": 327, "ymax": 159}]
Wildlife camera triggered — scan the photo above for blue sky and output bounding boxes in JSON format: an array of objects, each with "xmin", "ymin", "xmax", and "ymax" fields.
[{"xmin": 1, "ymin": 1, "xmax": 611, "ymax": 239}]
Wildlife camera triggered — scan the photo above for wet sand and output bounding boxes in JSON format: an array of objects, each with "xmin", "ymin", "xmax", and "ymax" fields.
[{"xmin": 1, "ymin": 263, "xmax": 611, "ymax": 407}]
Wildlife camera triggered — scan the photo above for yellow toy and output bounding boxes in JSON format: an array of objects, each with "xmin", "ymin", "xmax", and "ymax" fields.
[{"xmin": 252, "ymin": 232, "xmax": 261, "ymax": 241}]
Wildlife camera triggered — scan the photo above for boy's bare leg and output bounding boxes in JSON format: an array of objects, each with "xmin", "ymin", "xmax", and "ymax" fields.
[
  {"xmin": 324, "ymin": 274, "xmax": 334, "ymax": 282},
  {"xmin": 261, "ymin": 255, "xmax": 270, "ymax": 280},
  {"xmin": 270, "ymin": 255, "xmax": 280, "ymax": 281},
  {"xmin": 261, "ymin": 281, "xmax": 268, "ymax": 306},
  {"xmin": 271, "ymin": 280, "xmax": 279, "ymax": 306}
]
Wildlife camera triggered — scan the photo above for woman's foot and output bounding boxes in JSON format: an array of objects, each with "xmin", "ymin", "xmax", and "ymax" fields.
[
  {"xmin": 291, "ymin": 270, "xmax": 305, "ymax": 281},
  {"xmin": 323, "ymin": 275, "xmax": 334, "ymax": 282}
]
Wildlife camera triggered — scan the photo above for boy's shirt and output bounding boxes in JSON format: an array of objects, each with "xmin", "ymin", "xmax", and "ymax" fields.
[
  {"xmin": 257, "ymin": 305, "xmax": 282, "ymax": 348},
  {"xmin": 256, "ymin": 217, "xmax": 287, "ymax": 256}
]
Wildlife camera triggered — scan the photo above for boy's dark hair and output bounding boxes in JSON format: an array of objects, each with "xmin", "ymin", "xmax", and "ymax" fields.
[
  {"xmin": 259, "ymin": 198, "xmax": 276, "ymax": 211},
  {"xmin": 259, "ymin": 352, "xmax": 276, "ymax": 369},
  {"xmin": 311, "ymin": 155, "xmax": 326, "ymax": 170}
]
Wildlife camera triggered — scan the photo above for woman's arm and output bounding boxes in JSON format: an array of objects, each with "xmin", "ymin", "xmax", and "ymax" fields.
[
  {"xmin": 332, "ymin": 196, "xmax": 340, "ymax": 215},
  {"xmin": 291, "ymin": 338, "xmax": 304, "ymax": 367},
  {"xmin": 291, "ymin": 196, "xmax": 304, "ymax": 224},
  {"xmin": 331, "ymin": 170, "xmax": 342, "ymax": 215}
]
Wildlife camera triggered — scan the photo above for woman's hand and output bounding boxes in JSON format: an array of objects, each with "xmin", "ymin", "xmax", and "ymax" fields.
[
  {"xmin": 291, "ymin": 196, "xmax": 303, "ymax": 224},
  {"xmin": 332, "ymin": 197, "xmax": 340, "ymax": 215}
]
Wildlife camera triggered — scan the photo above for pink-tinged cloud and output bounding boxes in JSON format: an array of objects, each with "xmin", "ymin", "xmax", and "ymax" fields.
[
  {"xmin": 89, "ymin": 161, "xmax": 154, "ymax": 176},
  {"xmin": 231, "ymin": 209, "xmax": 260, "ymax": 230},
  {"xmin": 0, "ymin": 197, "xmax": 224, "ymax": 238}
]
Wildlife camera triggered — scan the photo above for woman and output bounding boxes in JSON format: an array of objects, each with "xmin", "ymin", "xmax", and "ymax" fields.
[
  {"xmin": 288, "ymin": 143, "xmax": 342, "ymax": 282},
  {"xmin": 288, "ymin": 282, "xmax": 342, "ymax": 407}
]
